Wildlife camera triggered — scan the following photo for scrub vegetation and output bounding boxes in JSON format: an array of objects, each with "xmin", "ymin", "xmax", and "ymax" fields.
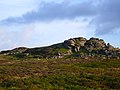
[{"xmin": 0, "ymin": 55, "xmax": 119, "ymax": 90}]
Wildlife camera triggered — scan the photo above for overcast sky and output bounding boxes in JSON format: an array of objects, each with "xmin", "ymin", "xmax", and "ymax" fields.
[{"xmin": 0, "ymin": 0, "xmax": 120, "ymax": 50}]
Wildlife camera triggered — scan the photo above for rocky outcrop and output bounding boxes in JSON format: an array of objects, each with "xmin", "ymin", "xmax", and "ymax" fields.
[
  {"xmin": 62, "ymin": 37, "xmax": 120, "ymax": 59},
  {"xmin": 85, "ymin": 38, "xmax": 106, "ymax": 49},
  {"xmin": 63, "ymin": 37, "xmax": 87, "ymax": 52},
  {"xmin": 63, "ymin": 37, "xmax": 107, "ymax": 52}
]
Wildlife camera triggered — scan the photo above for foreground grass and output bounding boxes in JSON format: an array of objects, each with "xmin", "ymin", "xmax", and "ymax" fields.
[{"xmin": 0, "ymin": 56, "xmax": 120, "ymax": 90}]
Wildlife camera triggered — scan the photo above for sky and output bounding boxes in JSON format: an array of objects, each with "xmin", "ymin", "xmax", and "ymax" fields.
[{"xmin": 0, "ymin": 0, "xmax": 120, "ymax": 50}]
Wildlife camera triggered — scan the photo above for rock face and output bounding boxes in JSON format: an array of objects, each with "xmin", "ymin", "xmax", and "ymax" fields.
[
  {"xmin": 0, "ymin": 37, "xmax": 120, "ymax": 59},
  {"xmin": 85, "ymin": 38, "xmax": 106, "ymax": 49},
  {"xmin": 63, "ymin": 37, "xmax": 120, "ymax": 59},
  {"xmin": 63, "ymin": 37, "xmax": 107, "ymax": 52},
  {"xmin": 64, "ymin": 37, "xmax": 87, "ymax": 52}
]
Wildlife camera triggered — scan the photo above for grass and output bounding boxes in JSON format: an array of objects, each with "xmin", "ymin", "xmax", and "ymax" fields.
[{"xmin": 0, "ymin": 55, "xmax": 120, "ymax": 90}]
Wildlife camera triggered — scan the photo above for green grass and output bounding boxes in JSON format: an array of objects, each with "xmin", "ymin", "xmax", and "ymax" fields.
[{"xmin": 0, "ymin": 56, "xmax": 119, "ymax": 90}]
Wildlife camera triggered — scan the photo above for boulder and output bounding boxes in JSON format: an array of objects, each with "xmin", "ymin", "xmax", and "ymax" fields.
[
  {"xmin": 106, "ymin": 43, "xmax": 114, "ymax": 51},
  {"xmin": 85, "ymin": 38, "xmax": 106, "ymax": 49},
  {"xmin": 63, "ymin": 37, "xmax": 87, "ymax": 52}
]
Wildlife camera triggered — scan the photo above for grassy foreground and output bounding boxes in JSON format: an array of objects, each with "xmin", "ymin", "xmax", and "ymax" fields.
[{"xmin": 0, "ymin": 56, "xmax": 120, "ymax": 90}]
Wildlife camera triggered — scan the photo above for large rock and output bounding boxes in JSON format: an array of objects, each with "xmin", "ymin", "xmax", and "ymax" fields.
[
  {"xmin": 106, "ymin": 43, "xmax": 114, "ymax": 51},
  {"xmin": 85, "ymin": 38, "xmax": 106, "ymax": 50},
  {"xmin": 63, "ymin": 37, "xmax": 87, "ymax": 52}
]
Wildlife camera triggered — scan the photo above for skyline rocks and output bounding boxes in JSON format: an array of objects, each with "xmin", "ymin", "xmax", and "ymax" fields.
[{"xmin": 63, "ymin": 37, "xmax": 113, "ymax": 52}]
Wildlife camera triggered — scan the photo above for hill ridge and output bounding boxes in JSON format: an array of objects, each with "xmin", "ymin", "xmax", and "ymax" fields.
[{"xmin": 0, "ymin": 37, "xmax": 120, "ymax": 59}]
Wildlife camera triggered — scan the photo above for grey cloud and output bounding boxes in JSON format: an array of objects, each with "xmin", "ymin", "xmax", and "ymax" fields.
[
  {"xmin": 93, "ymin": 0, "xmax": 120, "ymax": 35},
  {"xmin": 1, "ymin": 0, "xmax": 120, "ymax": 36},
  {"xmin": 0, "ymin": 1, "xmax": 96, "ymax": 24}
]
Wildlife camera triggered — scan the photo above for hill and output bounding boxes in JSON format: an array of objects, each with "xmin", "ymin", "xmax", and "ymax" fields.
[
  {"xmin": 0, "ymin": 37, "xmax": 120, "ymax": 89},
  {"xmin": 0, "ymin": 37, "xmax": 120, "ymax": 59}
]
